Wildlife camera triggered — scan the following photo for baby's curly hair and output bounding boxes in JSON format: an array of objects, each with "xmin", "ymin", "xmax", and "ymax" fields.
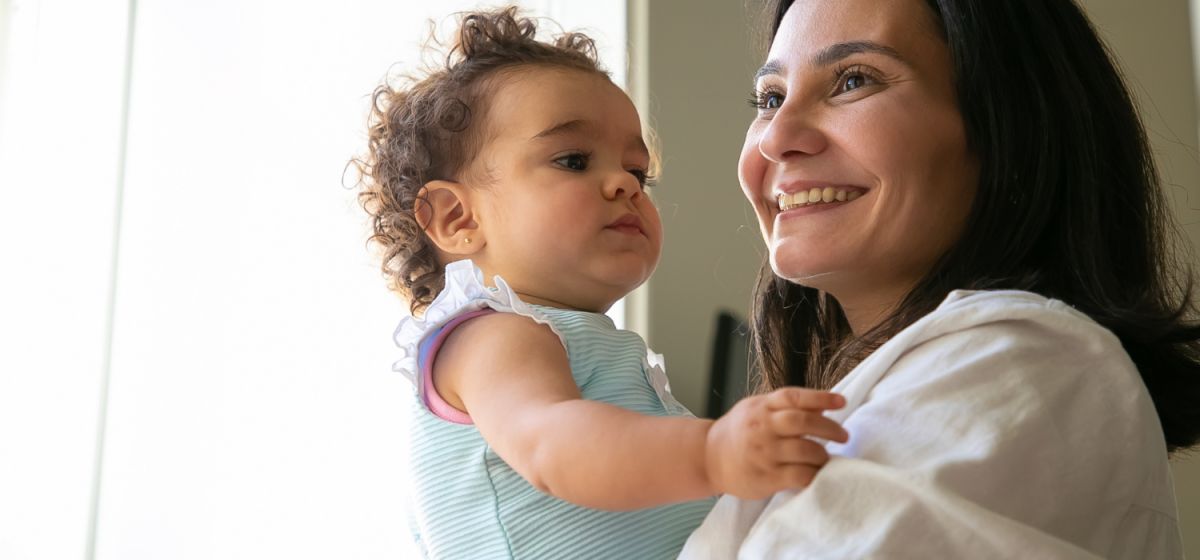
[{"xmin": 353, "ymin": 6, "xmax": 608, "ymax": 315}]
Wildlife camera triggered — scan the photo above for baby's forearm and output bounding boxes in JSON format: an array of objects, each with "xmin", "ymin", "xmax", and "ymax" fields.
[{"xmin": 518, "ymin": 399, "xmax": 715, "ymax": 510}]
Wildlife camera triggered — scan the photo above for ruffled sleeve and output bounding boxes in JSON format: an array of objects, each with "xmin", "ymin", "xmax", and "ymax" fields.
[
  {"xmin": 391, "ymin": 259, "xmax": 566, "ymax": 392},
  {"xmin": 644, "ymin": 350, "xmax": 693, "ymax": 417}
]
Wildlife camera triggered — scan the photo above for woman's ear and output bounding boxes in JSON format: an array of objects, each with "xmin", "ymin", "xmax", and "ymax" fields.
[{"xmin": 415, "ymin": 180, "xmax": 483, "ymax": 255}]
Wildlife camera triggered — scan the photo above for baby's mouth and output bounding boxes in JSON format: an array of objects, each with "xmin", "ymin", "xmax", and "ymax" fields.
[
  {"xmin": 606, "ymin": 214, "xmax": 645, "ymax": 236},
  {"xmin": 776, "ymin": 187, "xmax": 862, "ymax": 211}
]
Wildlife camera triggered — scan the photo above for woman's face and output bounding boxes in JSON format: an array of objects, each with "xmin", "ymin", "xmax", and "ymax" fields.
[{"xmin": 741, "ymin": 0, "xmax": 978, "ymax": 330}]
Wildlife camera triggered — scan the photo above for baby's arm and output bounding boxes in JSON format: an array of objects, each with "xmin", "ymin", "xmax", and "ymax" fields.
[{"xmin": 433, "ymin": 312, "xmax": 848, "ymax": 511}]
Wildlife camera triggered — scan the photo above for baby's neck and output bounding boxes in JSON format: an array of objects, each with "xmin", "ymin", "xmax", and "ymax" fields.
[{"xmin": 513, "ymin": 290, "xmax": 609, "ymax": 314}]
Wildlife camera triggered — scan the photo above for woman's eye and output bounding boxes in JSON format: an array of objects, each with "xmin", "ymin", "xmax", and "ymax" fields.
[
  {"xmin": 554, "ymin": 153, "xmax": 589, "ymax": 171},
  {"xmin": 748, "ymin": 89, "xmax": 784, "ymax": 111},
  {"xmin": 835, "ymin": 66, "xmax": 878, "ymax": 95},
  {"xmin": 842, "ymin": 74, "xmax": 867, "ymax": 92}
]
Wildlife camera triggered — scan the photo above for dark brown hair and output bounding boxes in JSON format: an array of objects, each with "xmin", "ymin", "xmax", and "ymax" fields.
[
  {"xmin": 752, "ymin": 0, "xmax": 1200, "ymax": 453},
  {"xmin": 353, "ymin": 6, "xmax": 606, "ymax": 314}
]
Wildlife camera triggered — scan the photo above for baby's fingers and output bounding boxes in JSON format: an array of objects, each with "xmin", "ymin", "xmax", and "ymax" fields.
[
  {"xmin": 765, "ymin": 387, "xmax": 846, "ymax": 411},
  {"xmin": 771, "ymin": 463, "xmax": 821, "ymax": 490},
  {"xmin": 770, "ymin": 409, "xmax": 849, "ymax": 443},
  {"xmin": 770, "ymin": 437, "xmax": 831, "ymax": 466}
]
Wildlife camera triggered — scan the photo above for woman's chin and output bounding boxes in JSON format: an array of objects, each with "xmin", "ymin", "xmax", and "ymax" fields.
[{"xmin": 769, "ymin": 254, "xmax": 837, "ymax": 289}]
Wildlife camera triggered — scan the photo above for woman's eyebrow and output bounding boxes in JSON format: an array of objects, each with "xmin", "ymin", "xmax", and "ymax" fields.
[
  {"xmin": 753, "ymin": 40, "xmax": 909, "ymax": 82},
  {"xmin": 754, "ymin": 60, "xmax": 785, "ymax": 82},
  {"xmin": 812, "ymin": 40, "xmax": 908, "ymax": 67}
]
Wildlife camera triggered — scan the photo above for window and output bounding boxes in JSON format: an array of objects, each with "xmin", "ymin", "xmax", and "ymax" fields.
[{"xmin": 0, "ymin": 2, "xmax": 627, "ymax": 558}]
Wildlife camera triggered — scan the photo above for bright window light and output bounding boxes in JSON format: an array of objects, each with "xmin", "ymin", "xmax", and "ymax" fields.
[{"xmin": 0, "ymin": 1, "xmax": 627, "ymax": 559}]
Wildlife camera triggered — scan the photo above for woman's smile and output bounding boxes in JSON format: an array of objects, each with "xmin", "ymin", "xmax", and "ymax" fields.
[{"xmin": 774, "ymin": 182, "xmax": 868, "ymax": 215}]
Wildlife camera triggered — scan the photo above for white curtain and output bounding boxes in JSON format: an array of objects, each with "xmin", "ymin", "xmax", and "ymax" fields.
[{"xmin": 0, "ymin": 2, "xmax": 626, "ymax": 558}]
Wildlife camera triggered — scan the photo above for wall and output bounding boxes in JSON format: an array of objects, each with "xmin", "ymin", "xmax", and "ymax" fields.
[
  {"xmin": 633, "ymin": 0, "xmax": 1200, "ymax": 554},
  {"xmin": 632, "ymin": 0, "xmax": 766, "ymax": 413},
  {"xmin": 0, "ymin": 2, "xmax": 626, "ymax": 559},
  {"xmin": 1077, "ymin": 1, "xmax": 1200, "ymax": 554}
]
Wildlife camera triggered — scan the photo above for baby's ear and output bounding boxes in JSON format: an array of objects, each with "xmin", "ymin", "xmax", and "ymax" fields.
[{"xmin": 415, "ymin": 180, "xmax": 482, "ymax": 255}]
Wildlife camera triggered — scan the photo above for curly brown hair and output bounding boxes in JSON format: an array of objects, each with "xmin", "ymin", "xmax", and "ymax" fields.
[{"xmin": 353, "ymin": 6, "xmax": 608, "ymax": 315}]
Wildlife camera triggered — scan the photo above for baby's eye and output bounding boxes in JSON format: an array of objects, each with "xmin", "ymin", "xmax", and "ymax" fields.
[
  {"xmin": 554, "ymin": 152, "xmax": 589, "ymax": 171},
  {"xmin": 629, "ymin": 168, "xmax": 657, "ymax": 189}
]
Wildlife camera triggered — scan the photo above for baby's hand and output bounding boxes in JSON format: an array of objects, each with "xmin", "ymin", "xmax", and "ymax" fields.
[{"xmin": 705, "ymin": 387, "xmax": 848, "ymax": 500}]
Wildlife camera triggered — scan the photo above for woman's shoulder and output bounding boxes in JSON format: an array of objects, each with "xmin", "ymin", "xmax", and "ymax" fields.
[
  {"xmin": 834, "ymin": 288, "xmax": 1147, "ymax": 430},
  {"xmin": 932, "ymin": 288, "xmax": 1104, "ymax": 329},
  {"xmin": 837, "ymin": 287, "xmax": 1162, "ymax": 467},
  {"xmin": 901, "ymin": 288, "xmax": 1124, "ymax": 357},
  {"xmin": 829, "ymin": 290, "xmax": 1176, "ymax": 543}
]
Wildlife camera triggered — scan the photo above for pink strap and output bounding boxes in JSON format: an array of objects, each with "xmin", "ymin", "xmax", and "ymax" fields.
[{"xmin": 419, "ymin": 309, "xmax": 496, "ymax": 424}]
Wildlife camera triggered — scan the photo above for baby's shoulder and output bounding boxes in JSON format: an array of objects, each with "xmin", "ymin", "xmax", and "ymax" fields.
[
  {"xmin": 438, "ymin": 310, "xmax": 565, "ymax": 362},
  {"xmin": 454, "ymin": 310, "xmax": 553, "ymax": 337}
]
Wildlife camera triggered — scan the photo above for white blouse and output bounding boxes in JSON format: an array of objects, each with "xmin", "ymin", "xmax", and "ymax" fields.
[{"xmin": 680, "ymin": 290, "xmax": 1182, "ymax": 559}]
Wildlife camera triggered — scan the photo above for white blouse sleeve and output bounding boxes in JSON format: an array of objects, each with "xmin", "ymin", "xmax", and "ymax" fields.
[{"xmin": 681, "ymin": 291, "xmax": 1181, "ymax": 559}]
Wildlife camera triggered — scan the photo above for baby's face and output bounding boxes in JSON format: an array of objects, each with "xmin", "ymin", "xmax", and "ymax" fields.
[{"xmin": 463, "ymin": 66, "xmax": 662, "ymax": 313}]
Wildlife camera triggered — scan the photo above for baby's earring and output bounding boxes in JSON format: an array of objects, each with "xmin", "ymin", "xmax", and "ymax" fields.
[{"xmin": 463, "ymin": 237, "xmax": 472, "ymax": 245}]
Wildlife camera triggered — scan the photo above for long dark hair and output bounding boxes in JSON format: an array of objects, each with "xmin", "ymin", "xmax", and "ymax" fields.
[{"xmin": 751, "ymin": 0, "xmax": 1200, "ymax": 453}]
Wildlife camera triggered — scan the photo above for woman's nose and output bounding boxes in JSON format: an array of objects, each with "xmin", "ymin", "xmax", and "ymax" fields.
[{"xmin": 756, "ymin": 104, "xmax": 829, "ymax": 163}]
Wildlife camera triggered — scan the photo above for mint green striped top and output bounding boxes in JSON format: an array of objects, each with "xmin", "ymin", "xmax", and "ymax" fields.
[{"xmin": 403, "ymin": 303, "xmax": 716, "ymax": 559}]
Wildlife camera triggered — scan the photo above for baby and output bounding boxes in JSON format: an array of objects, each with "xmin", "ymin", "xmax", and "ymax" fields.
[{"xmin": 355, "ymin": 7, "xmax": 848, "ymax": 559}]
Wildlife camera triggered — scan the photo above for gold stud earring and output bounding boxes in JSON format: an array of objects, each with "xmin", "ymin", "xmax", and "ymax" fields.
[{"xmin": 463, "ymin": 237, "xmax": 472, "ymax": 245}]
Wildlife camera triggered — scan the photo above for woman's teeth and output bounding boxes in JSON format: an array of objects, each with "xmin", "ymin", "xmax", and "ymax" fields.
[{"xmin": 776, "ymin": 187, "xmax": 861, "ymax": 211}]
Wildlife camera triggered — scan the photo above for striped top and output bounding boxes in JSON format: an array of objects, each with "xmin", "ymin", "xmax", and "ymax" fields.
[{"xmin": 394, "ymin": 261, "xmax": 715, "ymax": 559}]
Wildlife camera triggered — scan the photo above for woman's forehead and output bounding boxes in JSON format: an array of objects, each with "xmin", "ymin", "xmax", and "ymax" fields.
[{"xmin": 767, "ymin": 0, "xmax": 942, "ymax": 70}]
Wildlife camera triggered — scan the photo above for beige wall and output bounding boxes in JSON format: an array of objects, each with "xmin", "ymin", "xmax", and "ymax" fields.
[
  {"xmin": 632, "ymin": 0, "xmax": 1200, "ymax": 554},
  {"xmin": 0, "ymin": 0, "xmax": 9, "ymax": 127},
  {"xmin": 632, "ymin": 0, "xmax": 765, "ymax": 414},
  {"xmin": 1077, "ymin": 1, "xmax": 1200, "ymax": 554}
]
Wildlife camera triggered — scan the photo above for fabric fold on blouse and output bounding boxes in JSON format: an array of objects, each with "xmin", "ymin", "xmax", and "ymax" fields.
[{"xmin": 680, "ymin": 289, "xmax": 1182, "ymax": 560}]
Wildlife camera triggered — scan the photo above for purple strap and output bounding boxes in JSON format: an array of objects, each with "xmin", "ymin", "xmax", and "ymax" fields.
[{"xmin": 418, "ymin": 309, "xmax": 496, "ymax": 424}]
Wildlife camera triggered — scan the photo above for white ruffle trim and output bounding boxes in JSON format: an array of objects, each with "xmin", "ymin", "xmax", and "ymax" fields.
[
  {"xmin": 391, "ymin": 259, "xmax": 565, "ymax": 391},
  {"xmin": 391, "ymin": 259, "xmax": 689, "ymax": 416},
  {"xmin": 644, "ymin": 350, "xmax": 691, "ymax": 417}
]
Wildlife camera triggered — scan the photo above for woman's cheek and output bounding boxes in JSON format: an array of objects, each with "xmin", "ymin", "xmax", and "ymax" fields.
[{"xmin": 739, "ymin": 137, "xmax": 767, "ymax": 207}]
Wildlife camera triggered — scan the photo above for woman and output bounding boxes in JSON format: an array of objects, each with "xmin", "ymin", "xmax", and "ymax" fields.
[{"xmin": 681, "ymin": 0, "xmax": 1200, "ymax": 557}]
